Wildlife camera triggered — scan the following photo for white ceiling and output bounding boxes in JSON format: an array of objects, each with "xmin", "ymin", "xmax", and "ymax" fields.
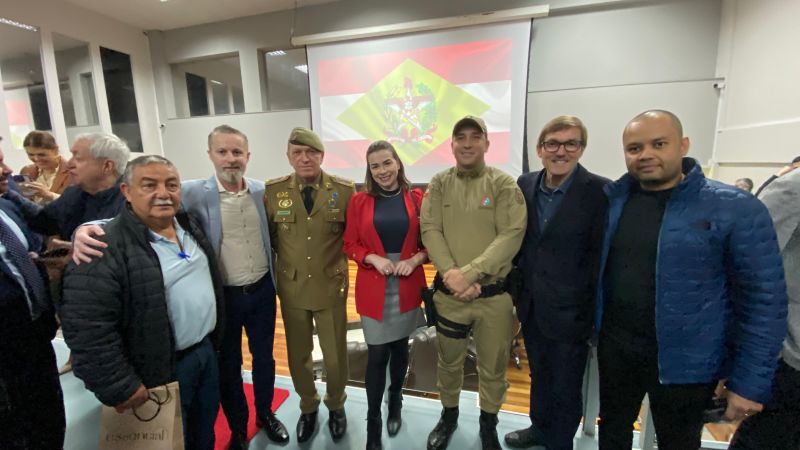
[{"xmin": 59, "ymin": 0, "xmax": 339, "ymax": 31}]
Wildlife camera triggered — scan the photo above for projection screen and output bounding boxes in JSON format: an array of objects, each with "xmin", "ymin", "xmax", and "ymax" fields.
[{"xmin": 307, "ymin": 20, "xmax": 532, "ymax": 182}]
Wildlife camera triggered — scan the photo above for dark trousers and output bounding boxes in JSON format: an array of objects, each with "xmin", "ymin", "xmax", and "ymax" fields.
[
  {"xmin": 176, "ymin": 337, "xmax": 220, "ymax": 450},
  {"xmin": 0, "ymin": 290, "xmax": 65, "ymax": 450},
  {"xmin": 729, "ymin": 359, "xmax": 800, "ymax": 450},
  {"xmin": 522, "ymin": 317, "xmax": 589, "ymax": 450},
  {"xmin": 365, "ymin": 337, "xmax": 409, "ymax": 417},
  {"xmin": 219, "ymin": 275, "xmax": 277, "ymax": 434},
  {"xmin": 597, "ymin": 335, "xmax": 715, "ymax": 450}
]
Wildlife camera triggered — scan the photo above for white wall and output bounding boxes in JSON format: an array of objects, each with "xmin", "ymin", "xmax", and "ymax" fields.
[
  {"xmin": 527, "ymin": 0, "xmax": 722, "ymax": 179},
  {"xmin": 152, "ymin": 0, "xmax": 724, "ymax": 182},
  {"xmin": 161, "ymin": 109, "xmax": 310, "ymax": 182},
  {"xmin": 712, "ymin": 0, "xmax": 800, "ymax": 186},
  {"xmin": 0, "ymin": 0, "xmax": 163, "ymax": 171}
]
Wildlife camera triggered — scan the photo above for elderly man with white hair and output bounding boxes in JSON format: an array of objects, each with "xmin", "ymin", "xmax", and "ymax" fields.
[{"xmin": 2, "ymin": 132, "xmax": 129, "ymax": 240}]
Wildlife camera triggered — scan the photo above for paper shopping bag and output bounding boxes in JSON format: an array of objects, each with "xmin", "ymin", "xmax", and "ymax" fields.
[{"xmin": 99, "ymin": 382, "xmax": 183, "ymax": 450}]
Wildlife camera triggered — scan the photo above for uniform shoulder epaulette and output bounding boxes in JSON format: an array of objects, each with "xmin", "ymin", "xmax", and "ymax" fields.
[
  {"xmin": 330, "ymin": 175, "xmax": 355, "ymax": 187},
  {"xmin": 265, "ymin": 175, "xmax": 290, "ymax": 186}
]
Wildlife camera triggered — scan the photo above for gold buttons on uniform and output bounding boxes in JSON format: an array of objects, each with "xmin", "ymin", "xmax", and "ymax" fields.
[
  {"xmin": 307, "ymin": 236, "xmax": 311, "ymax": 240},
  {"xmin": 307, "ymin": 256, "xmax": 311, "ymax": 260}
]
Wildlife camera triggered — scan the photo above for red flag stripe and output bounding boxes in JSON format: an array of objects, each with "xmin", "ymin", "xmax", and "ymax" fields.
[{"xmin": 315, "ymin": 40, "xmax": 513, "ymax": 97}]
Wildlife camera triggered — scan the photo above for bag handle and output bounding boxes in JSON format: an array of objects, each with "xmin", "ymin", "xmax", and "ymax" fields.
[{"xmin": 132, "ymin": 385, "xmax": 172, "ymax": 422}]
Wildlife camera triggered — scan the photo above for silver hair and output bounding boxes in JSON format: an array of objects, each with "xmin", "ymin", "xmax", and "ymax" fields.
[
  {"xmin": 74, "ymin": 133, "xmax": 131, "ymax": 176},
  {"xmin": 122, "ymin": 155, "xmax": 176, "ymax": 185}
]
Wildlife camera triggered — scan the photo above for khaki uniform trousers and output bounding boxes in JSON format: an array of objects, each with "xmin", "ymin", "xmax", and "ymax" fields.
[
  {"xmin": 281, "ymin": 302, "xmax": 349, "ymax": 413},
  {"xmin": 433, "ymin": 290, "xmax": 515, "ymax": 414}
]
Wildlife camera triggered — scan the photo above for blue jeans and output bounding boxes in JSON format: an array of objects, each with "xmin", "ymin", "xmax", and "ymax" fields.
[
  {"xmin": 175, "ymin": 337, "xmax": 220, "ymax": 450},
  {"xmin": 219, "ymin": 275, "xmax": 278, "ymax": 434}
]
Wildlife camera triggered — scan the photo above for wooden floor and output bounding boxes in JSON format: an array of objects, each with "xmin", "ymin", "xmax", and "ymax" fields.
[{"xmin": 240, "ymin": 261, "xmax": 737, "ymax": 440}]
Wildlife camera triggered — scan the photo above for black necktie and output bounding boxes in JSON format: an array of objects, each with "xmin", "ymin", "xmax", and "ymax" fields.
[
  {"xmin": 0, "ymin": 218, "xmax": 47, "ymax": 319},
  {"xmin": 302, "ymin": 186, "xmax": 314, "ymax": 214}
]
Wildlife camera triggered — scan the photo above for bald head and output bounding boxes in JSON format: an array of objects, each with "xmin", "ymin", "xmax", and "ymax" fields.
[{"xmin": 626, "ymin": 109, "xmax": 683, "ymax": 138}]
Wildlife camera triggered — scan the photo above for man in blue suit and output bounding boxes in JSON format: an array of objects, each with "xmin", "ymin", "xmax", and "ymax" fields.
[
  {"xmin": 76, "ymin": 126, "xmax": 288, "ymax": 449},
  {"xmin": 505, "ymin": 116, "xmax": 609, "ymax": 450},
  {"xmin": 0, "ymin": 143, "xmax": 65, "ymax": 449}
]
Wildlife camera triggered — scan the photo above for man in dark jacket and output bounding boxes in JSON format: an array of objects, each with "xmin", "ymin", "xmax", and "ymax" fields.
[
  {"xmin": 505, "ymin": 116, "xmax": 609, "ymax": 450},
  {"xmin": 1, "ymin": 144, "xmax": 64, "ymax": 450},
  {"xmin": 596, "ymin": 110, "xmax": 788, "ymax": 450},
  {"xmin": 3, "ymin": 132, "xmax": 128, "ymax": 240},
  {"xmin": 59, "ymin": 155, "xmax": 225, "ymax": 450}
]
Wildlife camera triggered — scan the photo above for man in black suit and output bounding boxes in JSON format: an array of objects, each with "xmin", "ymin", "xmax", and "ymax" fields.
[
  {"xmin": 505, "ymin": 116, "xmax": 609, "ymax": 450},
  {"xmin": 0, "ymin": 143, "xmax": 65, "ymax": 449}
]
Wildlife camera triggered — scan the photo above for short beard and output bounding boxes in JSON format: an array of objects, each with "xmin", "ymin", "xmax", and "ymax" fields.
[{"xmin": 218, "ymin": 169, "xmax": 244, "ymax": 186}]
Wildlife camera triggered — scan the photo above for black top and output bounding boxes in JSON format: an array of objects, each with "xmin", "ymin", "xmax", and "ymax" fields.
[
  {"xmin": 602, "ymin": 184, "xmax": 674, "ymax": 353},
  {"xmin": 373, "ymin": 188, "xmax": 408, "ymax": 254}
]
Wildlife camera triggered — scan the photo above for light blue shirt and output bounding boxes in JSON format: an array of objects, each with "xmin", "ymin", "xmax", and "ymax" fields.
[
  {"xmin": 149, "ymin": 222, "xmax": 216, "ymax": 351},
  {"xmin": 0, "ymin": 210, "xmax": 33, "ymax": 316}
]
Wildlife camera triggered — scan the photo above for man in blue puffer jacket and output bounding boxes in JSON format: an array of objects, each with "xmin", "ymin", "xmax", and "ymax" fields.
[{"xmin": 596, "ymin": 110, "xmax": 788, "ymax": 450}]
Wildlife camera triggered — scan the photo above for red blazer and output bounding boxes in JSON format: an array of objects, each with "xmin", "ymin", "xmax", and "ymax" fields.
[{"xmin": 343, "ymin": 188, "xmax": 426, "ymax": 321}]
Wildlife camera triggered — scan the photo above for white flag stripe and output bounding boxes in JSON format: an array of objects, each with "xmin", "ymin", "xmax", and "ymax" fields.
[
  {"xmin": 459, "ymin": 81, "xmax": 512, "ymax": 134},
  {"xmin": 319, "ymin": 80, "xmax": 512, "ymax": 142},
  {"xmin": 319, "ymin": 94, "xmax": 362, "ymax": 141}
]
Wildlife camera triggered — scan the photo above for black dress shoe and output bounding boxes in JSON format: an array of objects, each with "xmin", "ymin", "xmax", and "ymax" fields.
[
  {"xmin": 504, "ymin": 426, "xmax": 545, "ymax": 448},
  {"xmin": 479, "ymin": 410, "xmax": 501, "ymax": 450},
  {"xmin": 427, "ymin": 407, "xmax": 459, "ymax": 450},
  {"xmin": 296, "ymin": 410, "xmax": 318, "ymax": 443},
  {"xmin": 328, "ymin": 408, "xmax": 347, "ymax": 440},
  {"xmin": 256, "ymin": 412, "xmax": 289, "ymax": 443},
  {"xmin": 386, "ymin": 391, "xmax": 402, "ymax": 436},
  {"xmin": 227, "ymin": 432, "xmax": 249, "ymax": 450}
]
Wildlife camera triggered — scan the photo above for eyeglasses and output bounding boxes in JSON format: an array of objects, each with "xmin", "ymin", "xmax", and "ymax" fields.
[
  {"xmin": 132, "ymin": 387, "xmax": 172, "ymax": 422},
  {"xmin": 540, "ymin": 140, "xmax": 583, "ymax": 153}
]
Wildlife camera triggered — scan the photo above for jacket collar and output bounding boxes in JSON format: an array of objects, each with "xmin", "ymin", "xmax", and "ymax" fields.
[
  {"xmin": 84, "ymin": 178, "xmax": 123, "ymax": 200},
  {"xmin": 455, "ymin": 162, "xmax": 486, "ymax": 178},
  {"xmin": 118, "ymin": 203, "xmax": 192, "ymax": 246},
  {"xmin": 605, "ymin": 157, "xmax": 703, "ymax": 199}
]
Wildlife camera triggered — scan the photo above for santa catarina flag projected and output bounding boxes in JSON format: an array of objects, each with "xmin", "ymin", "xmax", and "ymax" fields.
[{"xmin": 307, "ymin": 21, "xmax": 532, "ymax": 181}]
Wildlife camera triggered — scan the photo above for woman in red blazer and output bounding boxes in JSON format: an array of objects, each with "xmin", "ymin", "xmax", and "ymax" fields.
[{"xmin": 343, "ymin": 140, "xmax": 427, "ymax": 450}]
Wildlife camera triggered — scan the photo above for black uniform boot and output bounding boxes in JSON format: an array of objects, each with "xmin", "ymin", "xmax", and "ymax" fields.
[
  {"xmin": 427, "ymin": 407, "xmax": 459, "ymax": 450},
  {"xmin": 479, "ymin": 410, "xmax": 501, "ymax": 450}
]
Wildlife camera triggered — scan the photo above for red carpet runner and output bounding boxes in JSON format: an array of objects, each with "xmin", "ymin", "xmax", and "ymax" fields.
[{"xmin": 214, "ymin": 384, "xmax": 290, "ymax": 449}]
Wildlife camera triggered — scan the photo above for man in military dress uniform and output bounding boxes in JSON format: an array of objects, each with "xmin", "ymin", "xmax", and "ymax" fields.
[
  {"xmin": 421, "ymin": 116, "xmax": 527, "ymax": 450},
  {"xmin": 264, "ymin": 127, "xmax": 355, "ymax": 443}
]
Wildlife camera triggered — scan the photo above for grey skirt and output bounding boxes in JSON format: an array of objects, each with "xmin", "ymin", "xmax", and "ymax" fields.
[{"xmin": 361, "ymin": 253, "xmax": 426, "ymax": 345}]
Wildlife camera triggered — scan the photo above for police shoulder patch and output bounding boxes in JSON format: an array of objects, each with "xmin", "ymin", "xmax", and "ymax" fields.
[{"xmin": 265, "ymin": 175, "xmax": 290, "ymax": 186}]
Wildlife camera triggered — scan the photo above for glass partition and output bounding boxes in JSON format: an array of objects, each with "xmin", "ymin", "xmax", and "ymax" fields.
[{"xmin": 0, "ymin": 22, "xmax": 52, "ymax": 148}]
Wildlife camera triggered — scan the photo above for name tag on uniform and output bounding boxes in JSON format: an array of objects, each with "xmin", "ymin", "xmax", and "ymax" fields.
[{"xmin": 277, "ymin": 210, "xmax": 291, "ymax": 216}]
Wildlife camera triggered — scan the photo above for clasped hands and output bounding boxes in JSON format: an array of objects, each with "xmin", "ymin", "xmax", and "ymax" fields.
[
  {"xmin": 364, "ymin": 253, "xmax": 423, "ymax": 277},
  {"xmin": 442, "ymin": 268, "xmax": 480, "ymax": 301}
]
